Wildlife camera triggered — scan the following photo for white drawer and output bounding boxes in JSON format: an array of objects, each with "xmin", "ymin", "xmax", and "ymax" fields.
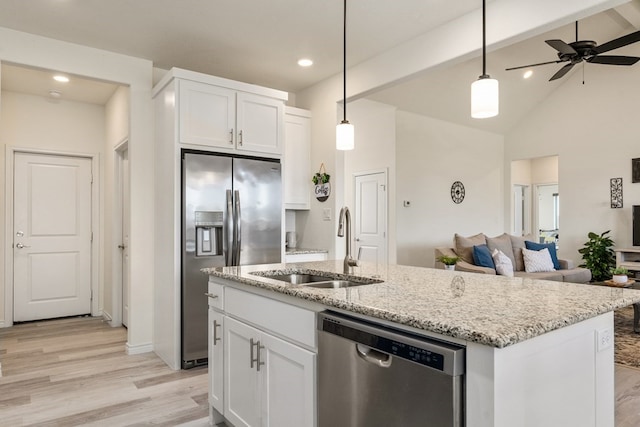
[
  {"xmin": 207, "ymin": 281, "xmax": 224, "ymax": 310},
  {"xmin": 225, "ymin": 287, "xmax": 316, "ymax": 349}
]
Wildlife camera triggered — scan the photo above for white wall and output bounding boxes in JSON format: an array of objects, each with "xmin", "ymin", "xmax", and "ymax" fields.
[
  {"xmin": 396, "ymin": 111, "xmax": 505, "ymax": 267},
  {"xmin": 0, "ymin": 27, "xmax": 154, "ymax": 353},
  {"xmin": 0, "ymin": 90, "xmax": 106, "ymax": 326},
  {"xmin": 103, "ymin": 86, "xmax": 130, "ymax": 321},
  {"xmin": 506, "ymin": 62, "xmax": 640, "ymax": 263}
]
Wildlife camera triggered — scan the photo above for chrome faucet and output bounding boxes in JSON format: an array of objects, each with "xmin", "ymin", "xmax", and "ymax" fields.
[{"xmin": 337, "ymin": 206, "xmax": 359, "ymax": 274}]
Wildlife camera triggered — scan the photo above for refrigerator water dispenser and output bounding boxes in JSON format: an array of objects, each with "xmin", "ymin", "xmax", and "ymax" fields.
[{"xmin": 195, "ymin": 211, "xmax": 223, "ymax": 256}]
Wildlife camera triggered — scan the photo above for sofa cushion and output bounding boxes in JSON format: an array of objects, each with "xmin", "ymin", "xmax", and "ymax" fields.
[
  {"xmin": 557, "ymin": 267, "xmax": 592, "ymax": 284},
  {"xmin": 522, "ymin": 247, "xmax": 555, "ymax": 272},
  {"xmin": 472, "ymin": 244, "xmax": 495, "ymax": 269},
  {"xmin": 510, "ymin": 234, "xmax": 536, "ymax": 272},
  {"xmin": 486, "ymin": 233, "xmax": 516, "ymax": 270},
  {"xmin": 454, "ymin": 233, "xmax": 486, "ymax": 264},
  {"xmin": 525, "ymin": 241, "xmax": 560, "ymax": 270},
  {"xmin": 492, "ymin": 248, "xmax": 514, "ymax": 277},
  {"xmin": 514, "ymin": 271, "xmax": 564, "ymax": 282}
]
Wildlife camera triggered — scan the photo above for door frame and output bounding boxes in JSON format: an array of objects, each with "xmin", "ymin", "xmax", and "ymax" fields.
[
  {"xmin": 352, "ymin": 168, "xmax": 389, "ymax": 264},
  {"xmin": 3, "ymin": 146, "xmax": 100, "ymax": 327},
  {"xmin": 110, "ymin": 139, "xmax": 128, "ymax": 327}
]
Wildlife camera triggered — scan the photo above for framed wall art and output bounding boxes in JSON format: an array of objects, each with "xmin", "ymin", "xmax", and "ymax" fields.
[{"xmin": 610, "ymin": 177, "xmax": 623, "ymax": 208}]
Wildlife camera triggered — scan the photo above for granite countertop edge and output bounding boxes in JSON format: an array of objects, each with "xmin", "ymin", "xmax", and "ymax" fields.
[{"xmin": 203, "ymin": 262, "xmax": 640, "ymax": 349}]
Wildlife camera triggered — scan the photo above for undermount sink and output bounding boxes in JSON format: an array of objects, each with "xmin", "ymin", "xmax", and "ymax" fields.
[{"xmin": 253, "ymin": 271, "xmax": 383, "ymax": 288}]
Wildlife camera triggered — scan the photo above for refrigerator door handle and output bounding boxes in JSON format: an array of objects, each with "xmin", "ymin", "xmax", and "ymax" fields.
[
  {"xmin": 225, "ymin": 190, "xmax": 233, "ymax": 266},
  {"xmin": 234, "ymin": 190, "xmax": 242, "ymax": 266}
]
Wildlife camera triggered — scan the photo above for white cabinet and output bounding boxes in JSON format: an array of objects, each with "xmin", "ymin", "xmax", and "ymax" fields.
[
  {"xmin": 285, "ymin": 252, "xmax": 328, "ymax": 263},
  {"xmin": 284, "ymin": 107, "xmax": 311, "ymax": 209},
  {"xmin": 224, "ymin": 316, "xmax": 315, "ymax": 427},
  {"xmin": 208, "ymin": 308, "xmax": 224, "ymax": 414},
  {"xmin": 208, "ymin": 280, "xmax": 317, "ymax": 427},
  {"xmin": 179, "ymin": 79, "xmax": 283, "ymax": 155}
]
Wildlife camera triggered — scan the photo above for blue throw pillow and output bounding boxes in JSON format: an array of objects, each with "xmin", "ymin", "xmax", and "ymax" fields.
[
  {"xmin": 473, "ymin": 244, "xmax": 495, "ymax": 269},
  {"xmin": 525, "ymin": 241, "xmax": 560, "ymax": 270}
]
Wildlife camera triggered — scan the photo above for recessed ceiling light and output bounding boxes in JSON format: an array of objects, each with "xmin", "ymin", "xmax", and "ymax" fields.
[
  {"xmin": 53, "ymin": 75, "xmax": 69, "ymax": 83},
  {"xmin": 523, "ymin": 70, "xmax": 533, "ymax": 79},
  {"xmin": 297, "ymin": 59, "xmax": 313, "ymax": 67},
  {"xmin": 48, "ymin": 90, "xmax": 62, "ymax": 98}
]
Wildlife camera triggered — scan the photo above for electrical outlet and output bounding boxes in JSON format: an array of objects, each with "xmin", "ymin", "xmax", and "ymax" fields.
[{"xmin": 597, "ymin": 328, "xmax": 613, "ymax": 351}]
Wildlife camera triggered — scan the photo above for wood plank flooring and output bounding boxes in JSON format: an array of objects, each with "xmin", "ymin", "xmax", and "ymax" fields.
[
  {"xmin": 2, "ymin": 316, "xmax": 640, "ymax": 426},
  {"xmin": 0, "ymin": 316, "xmax": 209, "ymax": 426}
]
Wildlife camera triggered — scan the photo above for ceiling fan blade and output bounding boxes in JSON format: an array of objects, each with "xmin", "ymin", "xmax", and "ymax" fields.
[
  {"xmin": 549, "ymin": 63, "xmax": 575, "ymax": 81},
  {"xmin": 505, "ymin": 59, "xmax": 563, "ymax": 71},
  {"xmin": 546, "ymin": 39, "xmax": 577, "ymax": 55},
  {"xmin": 595, "ymin": 30, "xmax": 640, "ymax": 54},
  {"xmin": 587, "ymin": 55, "xmax": 640, "ymax": 65}
]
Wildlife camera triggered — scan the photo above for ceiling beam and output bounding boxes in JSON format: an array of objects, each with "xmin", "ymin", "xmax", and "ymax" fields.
[{"xmin": 614, "ymin": 0, "xmax": 640, "ymax": 28}]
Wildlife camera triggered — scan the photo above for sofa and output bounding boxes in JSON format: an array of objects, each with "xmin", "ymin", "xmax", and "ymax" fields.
[{"xmin": 435, "ymin": 233, "xmax": 591, "ymax": 283}]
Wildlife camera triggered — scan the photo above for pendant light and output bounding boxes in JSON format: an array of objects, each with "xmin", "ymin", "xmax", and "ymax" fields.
[
  {"xmin": 336, "ymin": 0, "xmax": 354, "ymax": 150},
  {"xmin": 471, "ymin": 0, "xmax": 499, "ymax": 118}
]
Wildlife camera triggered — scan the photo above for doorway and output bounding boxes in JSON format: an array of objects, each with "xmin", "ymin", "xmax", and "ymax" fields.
[
  {"xmin": 353, "ymin": 170, "xmax": 388, "ymax": 264},
  {"xmin": 12, "ymin": 151, "xmax": 94, "ymax": 322},
  {"xmin": 114, "ymin": 142, "xmax": 130, "ymax": 327}
]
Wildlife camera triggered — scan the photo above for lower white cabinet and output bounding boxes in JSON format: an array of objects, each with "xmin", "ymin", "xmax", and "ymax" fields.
[
  {"xmin": 208, "ymin": 279, "xmax": 316, "ymax": 427},
  {"xmin": 224, "ymin": 316, "xmax": 315, "ymax": 427},
  {"xmin": 208, "ymin": 308, "xmax": 224, "ymax": 414}
]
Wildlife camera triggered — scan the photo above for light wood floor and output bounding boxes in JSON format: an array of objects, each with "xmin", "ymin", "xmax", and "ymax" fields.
[
  {"xmin": 2, "ymin": 316, "xmax": 640, "ymax": 426},
  {"xmin": 0, "ymin": 316, "xmax": 209, "ymax": 426}
]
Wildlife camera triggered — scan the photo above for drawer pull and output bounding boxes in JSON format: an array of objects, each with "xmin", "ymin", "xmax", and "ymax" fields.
[{"xmin": 205, "ymin": 293, "xmax": 219, "ymax": 299}]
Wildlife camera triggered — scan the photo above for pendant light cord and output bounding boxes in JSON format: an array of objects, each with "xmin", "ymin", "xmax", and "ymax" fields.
[
  {"xmin": 342, "ymin": 0, "xmax": 347, "ymax": 122},
  {"xmin": 482, "ymin": 0, "xmax": 487, "ymax": 77}
]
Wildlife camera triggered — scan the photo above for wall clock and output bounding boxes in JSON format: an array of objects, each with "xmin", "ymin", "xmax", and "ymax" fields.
[{"xmin": 451, "ymin": 181, "xmax": 465, "ymax": 204}]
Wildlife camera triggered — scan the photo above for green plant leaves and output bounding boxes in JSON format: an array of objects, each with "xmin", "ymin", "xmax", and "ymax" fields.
[{"xmin": 579, "ymin": 230, "xmax": 616, "ymax": 282}]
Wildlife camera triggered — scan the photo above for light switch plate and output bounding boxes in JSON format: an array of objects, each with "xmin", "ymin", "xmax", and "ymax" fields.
[{"xmin": 323, "ymin": 208, "xmax": 331, "ymax": 221}]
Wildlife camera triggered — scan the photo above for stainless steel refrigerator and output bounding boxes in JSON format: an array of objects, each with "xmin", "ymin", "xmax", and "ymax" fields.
[{"xmin": 182, "ymin": 150, "xmax": 282, "ymax": 368}]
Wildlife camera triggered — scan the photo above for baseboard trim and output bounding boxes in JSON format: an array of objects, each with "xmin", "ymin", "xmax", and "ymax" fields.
[{"xmin": 126, "ymin": 342, "xmax": 154, "ymax": 355}]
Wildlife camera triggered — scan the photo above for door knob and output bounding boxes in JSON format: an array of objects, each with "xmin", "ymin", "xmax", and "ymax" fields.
[{"xmin": 16, "ymin": 243, "xmax": 30, "ymax": 249}]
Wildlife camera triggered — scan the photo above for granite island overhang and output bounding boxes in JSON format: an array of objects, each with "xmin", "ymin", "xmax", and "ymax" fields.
[{"xmin": 203, "ymin": 260, "xmax": 640, "ymax": 426}]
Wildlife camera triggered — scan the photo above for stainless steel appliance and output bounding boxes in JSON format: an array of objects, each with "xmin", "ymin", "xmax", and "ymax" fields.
[
  {"xmin": 317, "ymin": 311, "xmax": 466, "ymax": 426},
  {"xmin": 182, "ymin": 150, "xmax": 282, "ymax": 369}
]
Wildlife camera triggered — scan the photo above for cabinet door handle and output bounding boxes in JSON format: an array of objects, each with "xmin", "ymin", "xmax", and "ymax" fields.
[
  {"xmin": 213, "ymin": 320, "xmax": 221, "ymax": 345},
  {"xmin": 256, "ymin": 341, "xmax": 265, "ymax": 372},
  {"xmin": 204, "ymin": 293, "xmax": 219, "ymax": 299},
  {"xmin": 229, "ymin": 128, "xmax": 234, "ymax": 144},
  {"xmin": 250, "ymin": 338, "xmax": 257, "ymax": 368},
  {"xmin": 238, "ymin": 130, "xmax": 243, "ymax": 145}
]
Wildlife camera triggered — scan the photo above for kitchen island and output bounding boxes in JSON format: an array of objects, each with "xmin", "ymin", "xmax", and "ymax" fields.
[{"xmin": 203, "ymin": 260, "xmax": 640, "ymax": 427}]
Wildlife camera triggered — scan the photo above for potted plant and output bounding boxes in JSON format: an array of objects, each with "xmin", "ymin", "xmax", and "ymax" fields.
[
  {"xmin": 612, "ymin": 266, "xmax": 629, "ymax": 284},
  {"xmin": 437, "ymin": 255, "xmax": 460, "ymax": 271},
  {"xmin": 578, "ymin": 230, "xmax": 616, "ymax": 282}
]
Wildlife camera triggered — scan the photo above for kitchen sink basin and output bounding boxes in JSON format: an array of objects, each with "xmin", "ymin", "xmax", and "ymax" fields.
[{"xmin": 252, "ymin": 271, "xmax": 383, "ymax": 288}]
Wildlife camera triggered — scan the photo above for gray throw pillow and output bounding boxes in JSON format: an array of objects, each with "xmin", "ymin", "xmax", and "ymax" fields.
[
  {"xmin": 486, "ymin": 233, "xmax": 516, "ymax": 270},
  {"xmin": 510, "ymin": 234, "xmax": 536, "ymax": 272},
  {"xmin": 454, "ymin": 233, "xmax": 486, "ymax": 264}
]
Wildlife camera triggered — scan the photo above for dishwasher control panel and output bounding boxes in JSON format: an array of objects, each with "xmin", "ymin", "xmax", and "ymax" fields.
[{"xmin": 321, "ymin": 314, "xmax": 459, "ymax": 372}]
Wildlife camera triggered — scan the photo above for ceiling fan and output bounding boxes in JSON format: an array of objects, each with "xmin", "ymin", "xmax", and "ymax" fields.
[{"xmin": 506, "ymin": 22, "xmax": 640, "ymax": 81}]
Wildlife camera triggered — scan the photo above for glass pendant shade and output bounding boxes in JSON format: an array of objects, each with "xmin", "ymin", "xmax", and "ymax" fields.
[
  {"xmin": 336, "ymin": 120, "xmax": 354, "ymax": 150},
  {"xmin": 471, "ymin": 76, "xmax": 499, "ymax": 118}
]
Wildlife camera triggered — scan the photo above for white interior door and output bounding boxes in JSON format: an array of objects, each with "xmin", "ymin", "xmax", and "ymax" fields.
[
  {"xmin": 13, "ymin": 152, "xmax": 93, "ymax": 322},
  {"xmin": 121, "ymin": 148, "xmax": 130, "ymax": 327},
  {"xmin": 354, "ymin": 171, "xmax": 387, "ymax": 264}
]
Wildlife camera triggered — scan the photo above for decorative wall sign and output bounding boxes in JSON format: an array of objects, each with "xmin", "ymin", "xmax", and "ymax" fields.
[
  {"xmin": 451, "ymin": 181, "xmax": 465, "ymax": 204},
  {"xmin": 312, "ymin": 163, "xmax": 331, "ymax": 202},
  {"xmin": 633, "ymin": 158, "xmax": 640, "ymax": 183},
  {"xmin": 610, "ymin": 177, "xmax": 623, "ymax": 208}
]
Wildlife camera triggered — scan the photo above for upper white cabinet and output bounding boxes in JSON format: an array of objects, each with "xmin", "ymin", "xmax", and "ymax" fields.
[
  {"xmin": 179, "ymin": 80, "xmax": 284, "ymax": 155},
  {"xmin": 284, "ymin": 107, "xmax": 311, "ymax": 209}
]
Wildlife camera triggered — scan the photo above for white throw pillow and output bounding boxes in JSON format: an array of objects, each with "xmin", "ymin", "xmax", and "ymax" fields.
[
  {"xmin": 522, "ymin": 247, "xmax": 556, "ymax": 272},
  {"xmin": 492, "ymin": 248, "xmax": 514, "ymax": 277}
]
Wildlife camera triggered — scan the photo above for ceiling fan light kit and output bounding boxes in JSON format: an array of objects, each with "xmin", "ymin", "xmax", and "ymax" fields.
[
  {"xmin": 336, "ymin": 0, "xmax": 354, "ymax": 150},
  {"xmin": 506, "ymin": 21, "xmax": 640, "ymax": 81},
  {"xmin": 471, "ymin": 0, "xmax": 499, "ymax": 119}
]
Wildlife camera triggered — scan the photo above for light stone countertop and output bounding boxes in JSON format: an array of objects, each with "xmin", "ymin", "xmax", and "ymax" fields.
[
  {"xmin": 202, "ymin": 260, "xmax": 640, "ymax": 348},
  {"xmin": 285, "ymin": 248, "xmax": 328, "ymax": 255}
]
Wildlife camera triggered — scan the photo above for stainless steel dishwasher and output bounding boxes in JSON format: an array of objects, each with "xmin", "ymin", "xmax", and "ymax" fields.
[{"xmin": 318, "ymin": 311, "xmax": 465, "ymax": 427}]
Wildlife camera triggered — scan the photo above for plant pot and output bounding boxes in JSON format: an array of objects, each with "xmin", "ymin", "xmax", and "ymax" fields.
[
  {"xmin": 444, "ymin": 265, "xmax": 455, "ymax": 271},
  {"xmin": 612, "ymin": 274, "xmax": 628, "ymax": 284}
]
